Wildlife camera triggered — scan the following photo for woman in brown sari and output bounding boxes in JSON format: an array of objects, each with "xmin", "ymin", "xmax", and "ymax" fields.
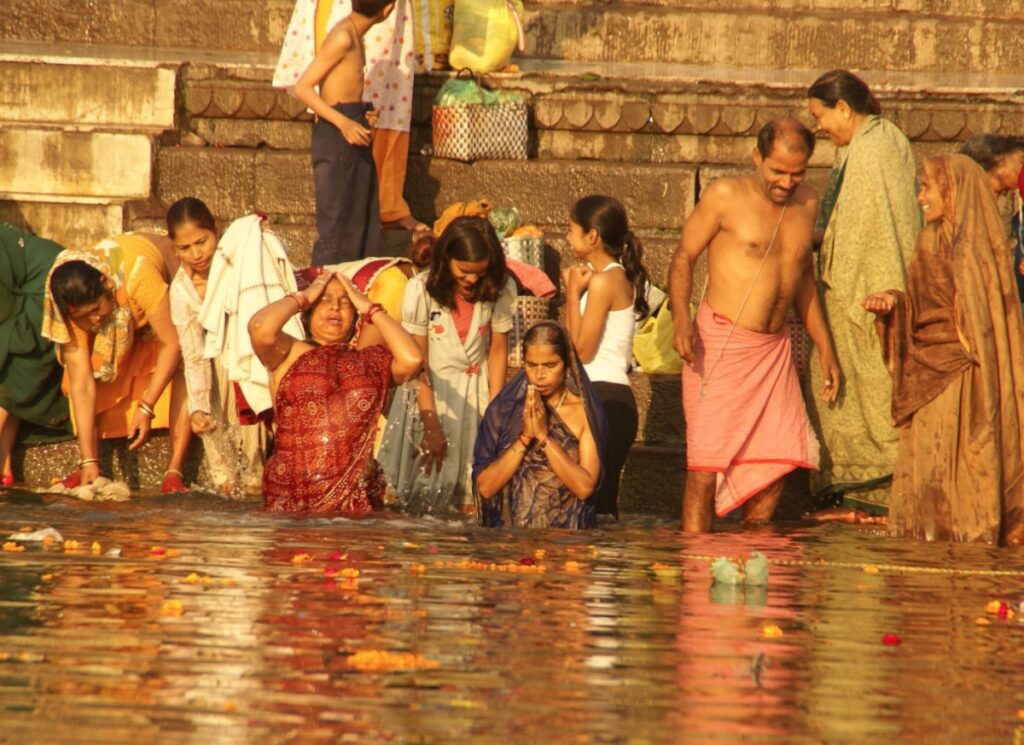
[{"xmin": 862, "ymin": 154, "xmax": 1024, "ymax": 544}]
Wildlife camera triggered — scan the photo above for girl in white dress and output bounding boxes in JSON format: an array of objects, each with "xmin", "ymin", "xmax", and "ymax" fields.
[{"xmin": 378, "ymin": 216, "xmax": 517, "ymax": 514}]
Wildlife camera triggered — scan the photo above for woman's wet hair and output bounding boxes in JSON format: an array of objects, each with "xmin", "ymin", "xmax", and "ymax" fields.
[
  {"xmin": 807, "ymin": 69, "xmax": 881, "ymax": 116},
  {"xmin": 352, "ymin": 0, "xmax": 393, "ymax": 17},
  {"xmin": 166, "ymin": 196, "xmax": 216, "ymax": 239},
  {"xmin": 426, "ymin": 216, "xmax": 507, "ymax": 308},
  {"xmin": 571, "ymin": 195, "xmax": 651, "ymax": 319},
  {"xmin": 959, "ymin": 134, "xmax": 1024, "ymax": 172},
  {"xmin": 50, "ymin": 261, "xmax": 108, "ymax": 319},
  {"xmin": 523, "ymin": 321, "xmax": 571, "ymax": 367}
]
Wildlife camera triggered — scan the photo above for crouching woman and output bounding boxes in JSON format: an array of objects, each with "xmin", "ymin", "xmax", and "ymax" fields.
[
  {"xmin": 474, "ymin": 321, "xmax": 606, "ymax": 529},
  {"xmin": 249, "ymin": 269, "xmax": 422, "ymax": 515}
]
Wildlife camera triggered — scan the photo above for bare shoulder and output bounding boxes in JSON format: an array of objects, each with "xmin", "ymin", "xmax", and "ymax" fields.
[
  {"xmin": 790, "ymin": 183, "xmax": 820, "ymax": 215},
  {"xmin": 321, "ymin": 18, "xmax": 355, "ymax": 54},
  {"xmin": 701, "ymin": 176, "xmax": 744, "ymax": 205}
]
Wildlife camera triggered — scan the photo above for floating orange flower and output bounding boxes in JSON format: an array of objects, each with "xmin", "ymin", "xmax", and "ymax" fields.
[
  {"xmin": 41, "ymin": 536, "xmax": 54, "ymax": 548},
  {"xmin": 346, "ymin": 649, "xmax": 439, "ymax": 672},
  {"xmin": 91, "ymin": 542, "xmax": 102, "ymax": 555},
  {"xmin": 340, "ymin": 568, "xmax": 360, "ymax": 578},
  {"xmin": 975, "ymin": 617, "xmax": 991, "ymax": 626},
  {"xmin": 2, "ymin": 542, "xmax": 24, "ymax": 552},
  {"xmin": 291, "ymin": 553, "xmax": 312, "ymax": 564},
  {"xmin": 762, "ymin": 624, "xmax": 784, "ymax": 639},
  {"xmin": 862, "ymin": 565, "xmax": 880, "ymax": 575},
  {"xmin": 160, "ymin": 600, "xmax": 184, "ymax": 617},
  {"xmin": 41, "ymin": 574, "xmax": 53, "ymax": 582},
  {"xmin": 150, "ymin": 546, "xmax": 166, "ymax": 556},
  {"xmin": 409, "ymin": 564, "xmax": 427, "ymax": 575},
  {"xmin": 563, "ymin": 561, "xmax": 581, "ymax": 573},
  {"xmin": 182, "ymin": 573, "xmax": 202, "ymax": 584},
  {"xmin": 64, "ymin": 539, "xmax": 81, "ymax": 551},
  {"xmin": 533, "ymin": 549, "xmax": 546, "ymax": 560}
]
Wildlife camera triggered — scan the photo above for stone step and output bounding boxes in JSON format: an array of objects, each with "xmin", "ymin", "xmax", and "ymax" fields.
[
  {"xmin": 0, "ymin": 54, "xmax": 177, "ymax": 132},
  {"xmin": 0, "ymin": 200, "xmax": 125, "ymax": 251},
  {"xmin": 4, "ymin": 2, "xmax": 1022, "ymax": 73},
  {"xmin": 521, "ymin": 4, "xmax": 1024, "ymax": 72}
]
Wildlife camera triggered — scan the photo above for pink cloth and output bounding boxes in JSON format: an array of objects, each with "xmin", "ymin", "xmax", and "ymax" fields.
[
  {"xmin": 682, "ymin": 302, "xmax": 819, "ymax": 516},
  {"xmin": 506, "ymin": 258, "xmax": 557, "ymax": 299}
]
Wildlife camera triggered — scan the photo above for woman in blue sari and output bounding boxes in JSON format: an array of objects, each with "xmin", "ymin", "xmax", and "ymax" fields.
[{"xmin": 474, "ymin": 321, "xmax": 606, "ymax": 529}]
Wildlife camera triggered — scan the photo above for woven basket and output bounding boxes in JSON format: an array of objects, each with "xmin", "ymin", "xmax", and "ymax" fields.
[
  {"xmin": 508, "ymin": 295, "xmax": 551, "ymax": 367},
  {"xmin": 502, "ymin": 235, "xmax": 543, "ymax": 270}
]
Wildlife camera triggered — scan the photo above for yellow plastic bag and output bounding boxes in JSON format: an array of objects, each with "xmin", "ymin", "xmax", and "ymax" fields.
[
  {"xmin": 633, "ymin": 301, "xmax": 689, "ymax": 375},
  {"xmin": 449, "ymin": 0, "xmax": 524, "ymax": 74},
  {"xmin": 411, "ymin": 0, "xmax": 456, "ymax": 71}
]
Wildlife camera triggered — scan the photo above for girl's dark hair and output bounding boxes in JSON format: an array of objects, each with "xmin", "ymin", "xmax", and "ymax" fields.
[
  {"xmin": 352, "ymin": 0, "xmax": 393, "ymax": 17},
  {"xmin": 570, "ymin": 195, "xmax": 651, "ymax": 319},
  {"xmin": 426, "ymin": 216, "xmax": 507, "ymax": 309},
  {"xmin": 959, "ymin": 134, "xmax": 1024, "ymax": 172},
  {"xmin": 807, "ymin": 69, "xmax": 881, "ymax": 116},
  {"xmin": 522, "ymin": 320, "xmax": 571, "ymax": 367},
  {"xmin": 50, "ymin": 261, "xmax": 108, "ymax": 319},
  {"xmin": 166, "ymin": 196, "xmax": 216, "ymax": 239}
]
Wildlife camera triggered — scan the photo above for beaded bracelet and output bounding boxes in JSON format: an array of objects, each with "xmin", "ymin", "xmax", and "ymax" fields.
[
  {"xmin": 290, "ymin": 291, "xmax": 310, "ymax": 314},
  {"xmin": 137, "ymin": 400, "xmax": 156, "ymax": 418}
]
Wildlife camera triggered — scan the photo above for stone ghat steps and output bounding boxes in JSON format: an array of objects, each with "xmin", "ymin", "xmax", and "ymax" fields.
[
  {"xmin": 3, "ymin": 0, "xmax": 1023, "ymax": 73},
  {"xmin": 521, "ymin": 4, "xmax": 1024, "ymax": 72}
]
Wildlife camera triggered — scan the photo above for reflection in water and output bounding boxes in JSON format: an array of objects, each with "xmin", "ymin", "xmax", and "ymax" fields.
[{"xmin": 0, "ymin": 490, "xmax": 1023, "ymax": 743}]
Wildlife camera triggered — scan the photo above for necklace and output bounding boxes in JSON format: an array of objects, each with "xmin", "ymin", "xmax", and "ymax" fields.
[{"xmin": 552, "ymin": 388, "xmax": 568, "ymax": 411}]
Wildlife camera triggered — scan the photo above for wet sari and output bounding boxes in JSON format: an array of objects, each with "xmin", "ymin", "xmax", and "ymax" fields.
[
  {"xmin": 264, "ymin": 343, "xmax": 393, "ymax": 515},
  {"xmin": 0, "ymin": 224, "xmax": 71, "ymax": 441},
  {"xmin": 877, "ymin": 155, "xmax": 1024, "ymax": 543},
  {"xmin": 473, "ymin": 331, "xmax": 607, "ymax": 529}
]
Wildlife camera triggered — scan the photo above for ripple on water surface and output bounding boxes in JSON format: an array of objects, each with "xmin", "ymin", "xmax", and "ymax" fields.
[{"xmin": 0, "ymin": 488, "xmax": 1023, "ymax": 744}]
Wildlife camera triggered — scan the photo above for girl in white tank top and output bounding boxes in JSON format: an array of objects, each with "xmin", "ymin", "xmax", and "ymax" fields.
[{"xmin": 563, "ymin": 196, "xmax": 651, "ymax": 517}]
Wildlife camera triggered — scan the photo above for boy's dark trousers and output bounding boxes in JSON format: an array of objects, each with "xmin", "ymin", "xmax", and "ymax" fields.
[{"xmin": 310, "ymin": 102, "xmax": 382, "ymax": 265}]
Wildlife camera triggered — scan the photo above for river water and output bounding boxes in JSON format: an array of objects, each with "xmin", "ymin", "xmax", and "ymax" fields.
[{"xmin": 0, "ymin": 488, "xmax": 1022, "ymax": 744}]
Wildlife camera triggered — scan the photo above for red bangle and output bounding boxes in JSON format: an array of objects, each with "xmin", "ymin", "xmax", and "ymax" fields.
[
  {"xmin": 290, "ymin": 291, "xmax": 310, "ymax": 313},
  {"xmin": 364, "ymin": 303, "xmax": 385, "ymax": 325}
]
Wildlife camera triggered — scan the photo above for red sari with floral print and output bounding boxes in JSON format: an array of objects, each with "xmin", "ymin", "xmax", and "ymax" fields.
[{"xmin": 264, "ymin": 343, "xmax": 392, "ymax": 515}]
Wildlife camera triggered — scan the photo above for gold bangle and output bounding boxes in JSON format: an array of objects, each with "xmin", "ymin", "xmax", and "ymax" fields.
[
  {"xmin": 290, "ymin": 291, "xmax": 310, "ymax": 313},
  {"xmin": 78, "ymin": 458, "xmax": 100, "ymax": 468},
  {"xmin": 137, "ymin": 400, "xmax": 156, "ymax": 418},
  {"xmin": 536, "ymin": 432, "xmax": 551, "ymax": 451}
]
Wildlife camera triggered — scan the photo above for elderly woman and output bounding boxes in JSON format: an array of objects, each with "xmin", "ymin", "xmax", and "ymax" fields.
[
  {"xmin": 248, "ymin": 269, "xmax": 422, "ymax": 515},
  {"xmin": 42, "ymin": 233, "xmax": 191, "ymax": 492},
  {"xmin": 960, "ymin": 133, "xmax": 1024, "ymax": 312},
  {"xmin": 805, "ymin": 69, "xmax": 922, "ymax": 520},
  {"xmin": 474, "ymin": 322, "xmax": 606, "ymax": 529},
  {"xmin": 863, "ymin": 154, "xmax": 1024, "ymax": 544}
]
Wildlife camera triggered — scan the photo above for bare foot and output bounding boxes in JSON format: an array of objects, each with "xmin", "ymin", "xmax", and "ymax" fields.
[{"xmin": 808, "ymin": 506, "xmax": 887, "ymax": 525}]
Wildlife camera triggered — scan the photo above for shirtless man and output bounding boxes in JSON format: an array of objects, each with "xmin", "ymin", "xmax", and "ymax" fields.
[
  {"xmin": 669, "ymin": 117, "xmax": 842, "ymax": 532},
  {"xmin": 293, "ymin": 0, "xmax": 395, "ymax": 264}
]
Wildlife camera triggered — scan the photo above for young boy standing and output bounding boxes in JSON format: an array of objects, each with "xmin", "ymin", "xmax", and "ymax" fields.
[{"xmin": 293, "ymin": 0, "xmax": 395, "ymax": 265}]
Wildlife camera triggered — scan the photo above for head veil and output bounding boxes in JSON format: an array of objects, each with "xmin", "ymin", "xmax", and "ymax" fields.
[
  {"xmin": 41, "ymin": 241, "xmax": 135, "ymax": 383},
  {"xmin": 472, "ymin": 320, "xmax": 608, "ymax": 525}
]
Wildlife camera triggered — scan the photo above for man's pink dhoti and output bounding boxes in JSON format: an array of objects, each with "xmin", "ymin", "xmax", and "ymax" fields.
[{"xmin": 682, "ymin": 303, "xmax": 820, "ymax": 516}]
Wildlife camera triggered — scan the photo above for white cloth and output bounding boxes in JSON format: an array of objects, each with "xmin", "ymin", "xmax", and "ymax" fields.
[
  {"xmin": 580, "ymin": 263, "xmax": 635, "ymax": 386},
  {"xmin": 197, "ymin": 215, "xmax": 303, "ymax": 415},
  {"xmin": 169, "ymin": 267, "xmax": 213, "ymax": 415},
  {"xmin": 273, "ymin": 0, "xmax": 417, "ymax": 133}
]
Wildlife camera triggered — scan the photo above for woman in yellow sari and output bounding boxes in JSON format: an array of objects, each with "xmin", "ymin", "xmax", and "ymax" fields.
[{"xmin": 42, "ymin": 233, "xmax": 191, "ymax": 492}]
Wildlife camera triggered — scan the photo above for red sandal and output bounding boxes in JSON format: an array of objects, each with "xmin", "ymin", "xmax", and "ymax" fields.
[{"xmin": 161, "ymin": 469, "xmax": 188, "ymax": 494}]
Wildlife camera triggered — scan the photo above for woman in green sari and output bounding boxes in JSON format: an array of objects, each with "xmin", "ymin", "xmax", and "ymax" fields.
[
  {"xmin": 805, "ymin": 70, "xmax": 922, "ymax": 520},
  {"xmin": 0, "ymin": 224, "xmax": 72, "ymax": 485}
]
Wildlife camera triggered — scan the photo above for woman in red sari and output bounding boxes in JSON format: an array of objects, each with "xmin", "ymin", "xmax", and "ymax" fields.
[{"xmin": 249, "ymin": 270, "xmax": 422, "ymax": 514}]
